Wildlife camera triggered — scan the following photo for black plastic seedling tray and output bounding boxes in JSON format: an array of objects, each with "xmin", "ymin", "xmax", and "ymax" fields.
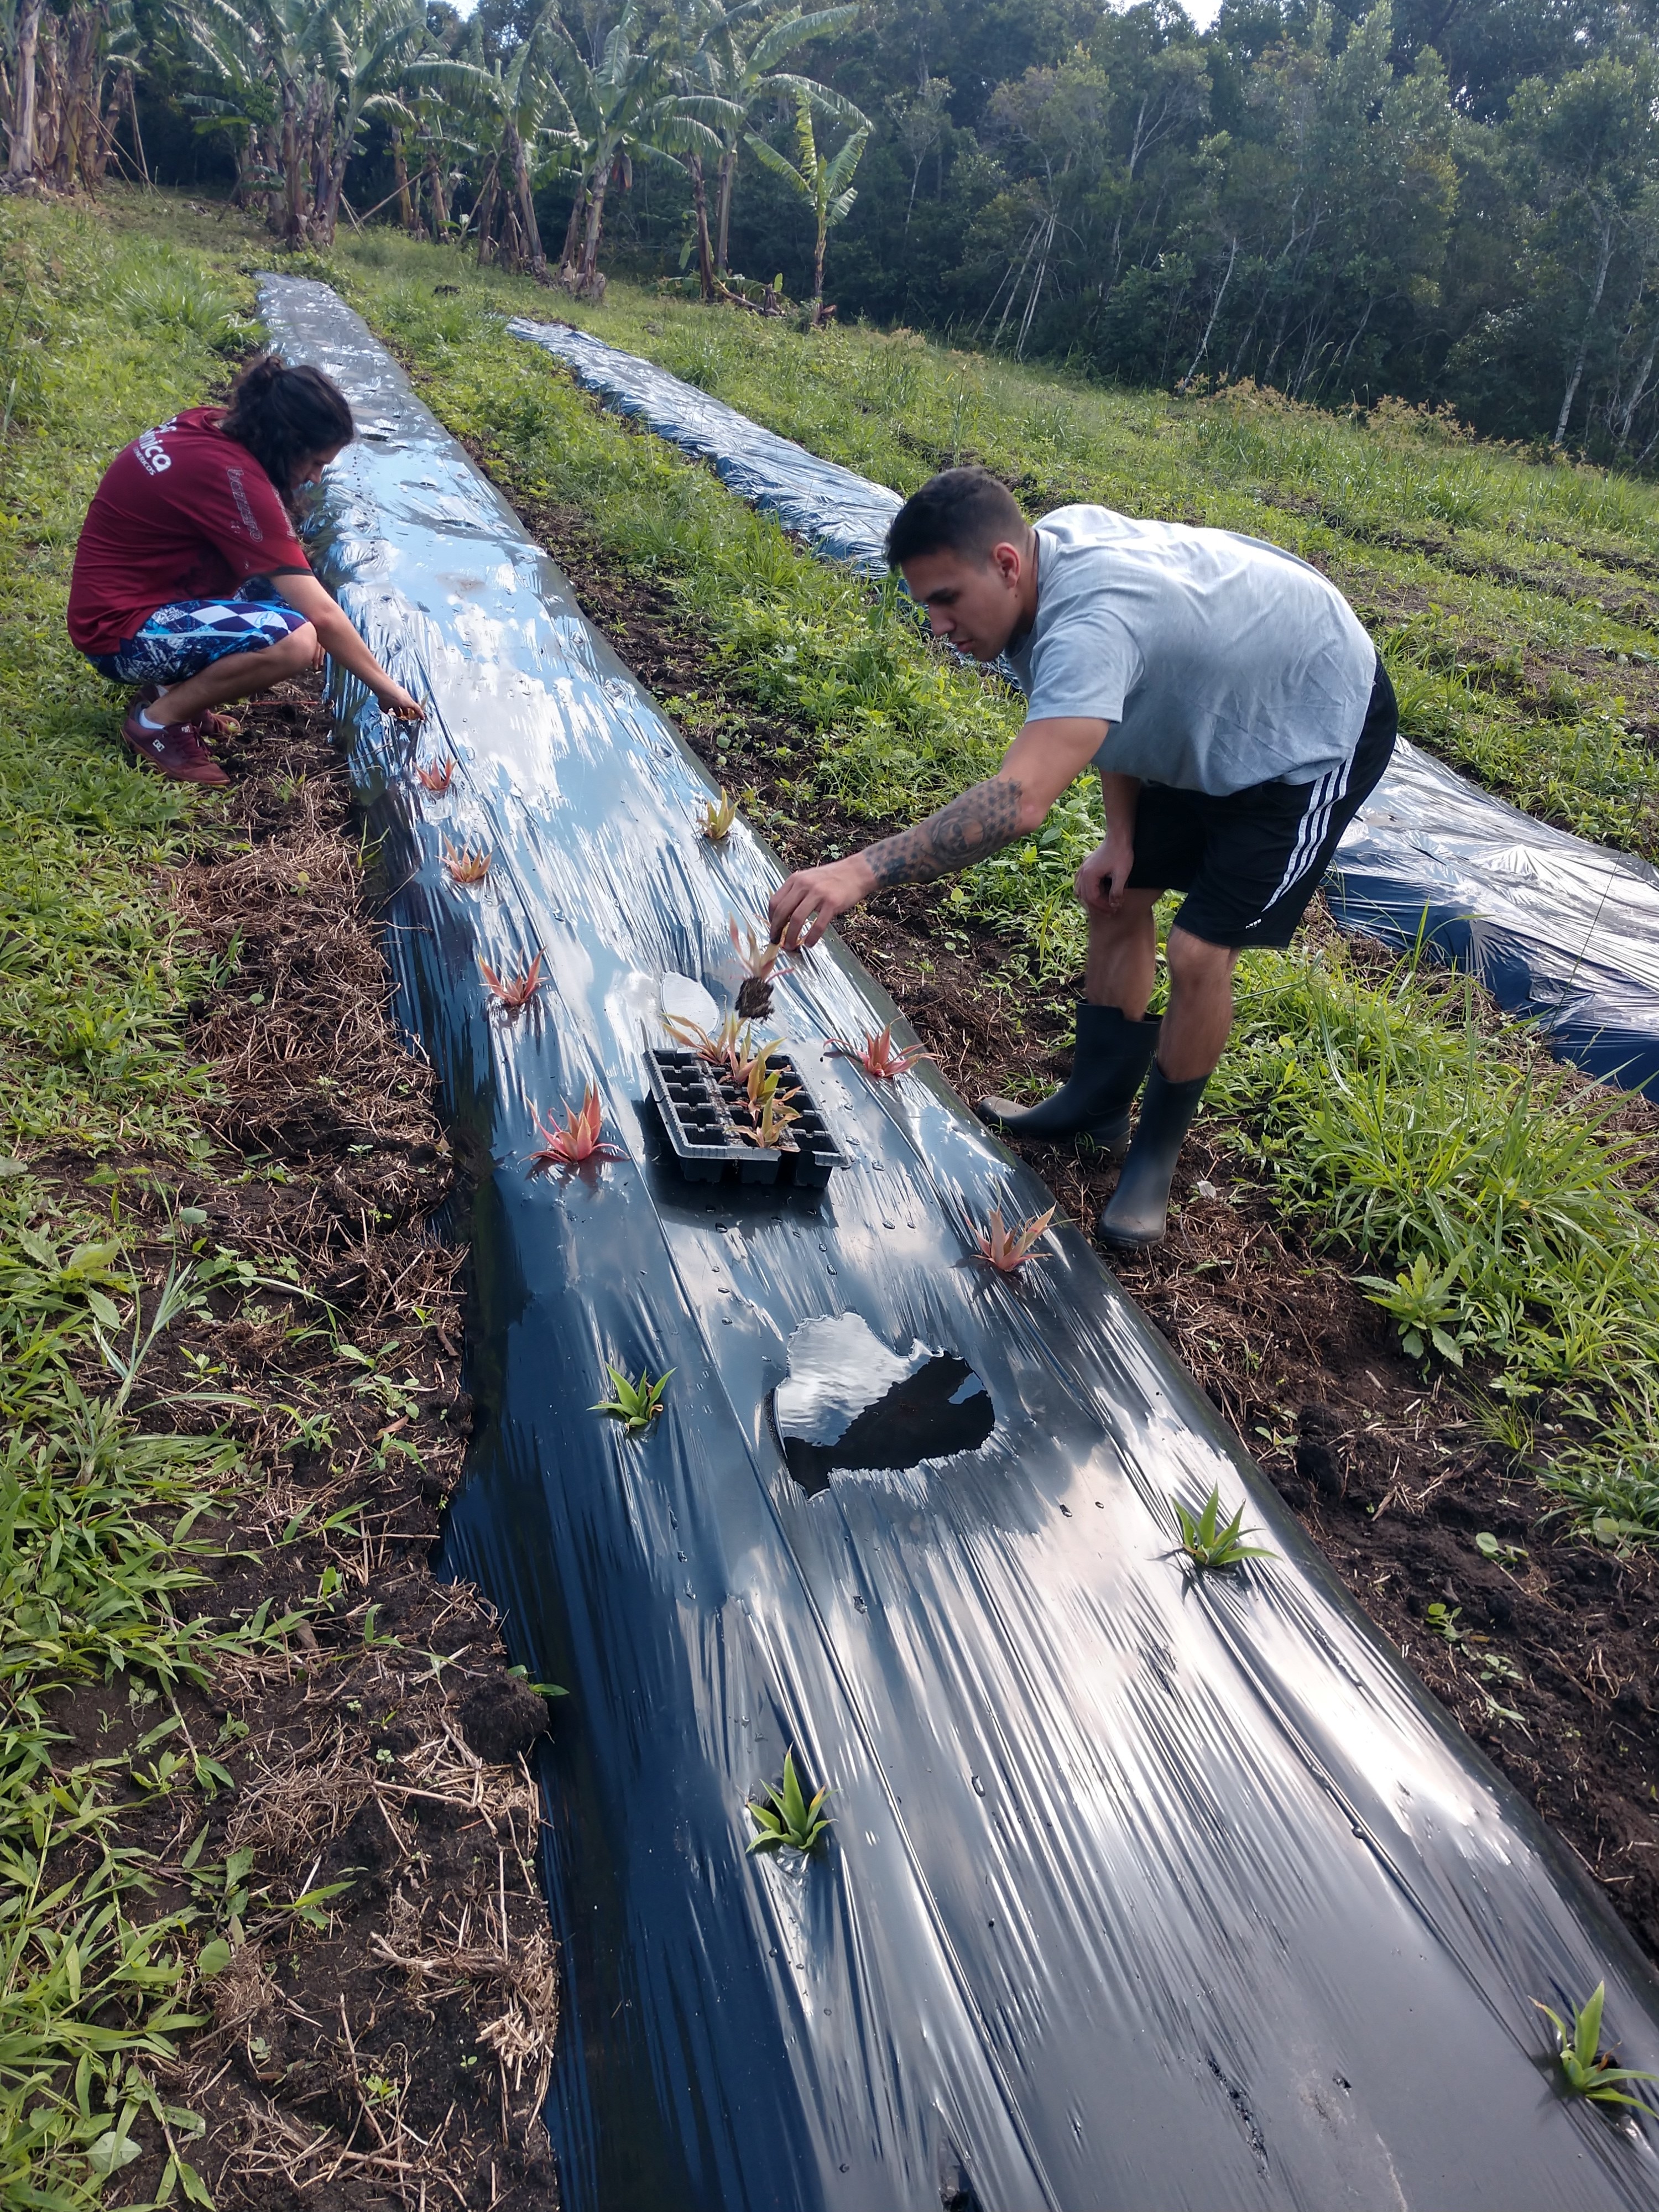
[{"xmin": 644, "ymin": 1046, "xmax": 846, "ymax": 1188}]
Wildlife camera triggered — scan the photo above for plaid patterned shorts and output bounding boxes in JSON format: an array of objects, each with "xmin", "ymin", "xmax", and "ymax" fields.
[{"xmin": 87, "ymin": 583, "xmax": 309, "ymax": 685}]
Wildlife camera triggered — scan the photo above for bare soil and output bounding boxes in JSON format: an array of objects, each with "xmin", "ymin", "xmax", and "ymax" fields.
[
  {"xmin": 61, "ymin": 681, "xmax": 557, "ymax": 2208},
  {"xmin": 487, "ymin": 460, "xmax": 1659, "ymax": 1966}
]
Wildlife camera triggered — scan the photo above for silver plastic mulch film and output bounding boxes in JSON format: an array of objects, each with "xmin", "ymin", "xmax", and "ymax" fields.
[
  {"xmin": 263, "ymin": 276, "xmax": 1659, "ymax": 2212},
  {"xmin": 511, "ymin": 315, "xmax": 1659, "ymax": 1098}
]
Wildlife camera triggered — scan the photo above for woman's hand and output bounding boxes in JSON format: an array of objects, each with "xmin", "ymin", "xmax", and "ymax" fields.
[
  {"xmin": 375, "ymin": 677, "xmax": 426, "ymax": 723},
  {"xmin": 1076, "ymin": 832, "xmax": 1135, "ymax": 915}
]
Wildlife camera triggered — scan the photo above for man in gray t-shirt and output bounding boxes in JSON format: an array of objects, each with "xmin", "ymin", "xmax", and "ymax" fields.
[{"xmin": 769, "ymin": 467, "xmax": 1396, "ymax": 1253}]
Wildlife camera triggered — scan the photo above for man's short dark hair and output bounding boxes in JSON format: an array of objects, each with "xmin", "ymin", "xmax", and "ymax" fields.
[{"xmin": 885, "ymin": 467, "xmax": 1029, "ymax": 568}]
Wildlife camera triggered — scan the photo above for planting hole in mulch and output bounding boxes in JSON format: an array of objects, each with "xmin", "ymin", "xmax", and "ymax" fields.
[{"xmin": 773, "ymin": 1312, "xmax": 994, "ymax": 1494}]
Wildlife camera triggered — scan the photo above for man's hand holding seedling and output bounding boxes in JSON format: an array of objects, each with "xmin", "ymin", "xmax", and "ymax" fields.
[{"xmin": 768, "ymin": 715, "xmax": 1107, "ymax": 950}]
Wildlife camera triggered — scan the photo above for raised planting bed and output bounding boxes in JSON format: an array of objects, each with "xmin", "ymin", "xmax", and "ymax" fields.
[{"xmin": 645, "ymin": 1044, "xmax": 845, "ymax": 1187}]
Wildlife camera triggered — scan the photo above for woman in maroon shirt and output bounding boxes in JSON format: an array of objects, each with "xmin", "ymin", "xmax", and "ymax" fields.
[{"xmin": 69, "ymin": 353, "xmax": 423, "ymax": 786}]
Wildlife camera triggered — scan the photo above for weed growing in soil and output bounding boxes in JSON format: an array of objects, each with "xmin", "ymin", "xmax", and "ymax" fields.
[
  {"xmin": 592, "ymin": 1363, "xmax": 671, "ymax": 1437},
  {"xmin": 747, "ymin": 1747, "xmax": 831, "ymax": 1855},
  {"xmin": 1536, "ymin": 1984, "xmax": 1659, "ymax": 2112},
  {"xmin": 1173, "ymin": 1486, "xmax": 1275, "ymax": 1571}
]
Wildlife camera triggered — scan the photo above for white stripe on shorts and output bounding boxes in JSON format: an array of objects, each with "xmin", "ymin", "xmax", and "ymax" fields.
[{"xmin": 1262, "ymin": 754, "xmax": 1355, "ymax": 913}]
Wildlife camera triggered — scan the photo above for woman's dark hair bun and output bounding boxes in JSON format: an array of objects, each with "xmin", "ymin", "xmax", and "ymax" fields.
[{"xmin": 221, "ymin": 351, "xmax": 354, "ymax": 496}]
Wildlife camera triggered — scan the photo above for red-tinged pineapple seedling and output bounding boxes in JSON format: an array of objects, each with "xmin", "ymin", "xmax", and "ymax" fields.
[
  {"xmin": 697, "ymin": 789, "xmax": 738, "ymax": 841},
  {"xmin": 730, "ymin": 919, "xmax": 786, "ymax": 1018},
  {"xmin": 479, "ymin": 951, "xmax": 544, "ymax": 1013},
  {"xmin": 747, "ymin": 1747, "xmax": 831, "ymax": 1855},
  {"xmin": 971, "ymin": 1203, "xmax": 1055, "ymax": 1276},
  {"xmin": 530, "ymin": 1083, "xmax": 626, "ymax": 1170},
  {"xmin": 828, "ymin": 1021, "xmax": 934, "ymax": 1082},
  {"xmin": 592, "ymin": 1363, "xmax": 672, "ymax": 1439},
  {"xmin": 442, "ymin": 837, "xmax": 492, "ymax": 885},
  {"xmin": 1172, "ymin": 1485, "xmax": 1276, "ymax": 1571},
  {"xmin": 664, "ymin": 1010, "xmax": 755, "ymax": 1080},
  {"xmin": 414, "ymin": 754, "xmax": 456, "ymax": 795}
]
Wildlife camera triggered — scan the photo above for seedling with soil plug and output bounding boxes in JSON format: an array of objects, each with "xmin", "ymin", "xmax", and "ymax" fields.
[
  {"xmin": 729, "ymin": 918, "xmax": 786, "ymax": 1017},
  {"xmin": 479, "ymin": 951, "xmax": 544, "ymax": 1013},
  {"xmin": 414, "ymin": 754, "xmax": 456, "ymax": 795},
  {"xmin": 530, "ymin": 1084, "xmax": 626, "ymax": 1170},
  {"xmin": 747, "ymin": 1746, "xmax": 832, "ymax": 1855},
  {"xmin": 971, "ymin": 1203, "xmax": 1055, "ymax": 1276},
  {"xmin": 1536, "ymin": 1983, "xmax": 1659, "ymax": 2111},
  {"xmin": 592, "ymin": 1363, "xmax": 672, "ymax": 1438},
  {"xmin": 697, "ymin": 789, "xmax": 738, "ymax": 841},
  {"xmin": 442, "ymin": 837, "xmax": 492, "ymax": 885},
  {"xmin": 1173, "ymin": 1486, "xmax": 1275, "ymax": 1570}
]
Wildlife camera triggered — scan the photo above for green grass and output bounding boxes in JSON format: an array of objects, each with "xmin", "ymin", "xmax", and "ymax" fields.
[
  {"xmin": 0, "ymin": 194, "xmax": 285, "ymax": 2205},
  {"xmin": 262, "ymin": 217, "xmax": 1659, "ymax": 1543}
]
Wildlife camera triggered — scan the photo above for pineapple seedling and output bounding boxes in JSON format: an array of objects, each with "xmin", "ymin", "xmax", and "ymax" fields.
[
  {"xmin": 442, "ymin": 837, "xmax": 492, "ymax": 885},
  {"xmin": 530, "ymin": 1083, "xmax": 626, "ymax": 1170},
  {"xmin": 592, "ymin": 1363, "xmax": 672, "ymax": 1438},
  {"xmin": 1173, "ymin": 1485, "xmax": 1275, "ymax": 1571},
  {"xmin": 747, "ymin": 1747, "xmax": 832, "ymax": 1855},
  {"xmin": 1536, "ymin": 1983, "xmax": 1659, "ymax": 2111},
  {"xmin": 479, "ymin": 951, "xmax": 544, "ymax": 1013},
  {"xmin": 697, "ymin": 789, "xmax": 738, "ymax": 841},
  {"xmin": 414, "ymin": 754, "xmax": 456, "ymax": 795},
  {"xmin": 730, "ymin": 919, "xmax": 786, "ymax": 1018},
  {"xmin": 829, "ymin": 1021, "xmax": 933, "ymax": 1081},
  {"xmin": 971, "ymin": 1204, "xmax": 1056, "ymax": 1276}
]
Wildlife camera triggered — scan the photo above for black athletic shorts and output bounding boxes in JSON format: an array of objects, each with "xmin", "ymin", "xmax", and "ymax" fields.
[{"xmin": 1123, "ymin": 659, "xmax": 1397, "ymax": 950}]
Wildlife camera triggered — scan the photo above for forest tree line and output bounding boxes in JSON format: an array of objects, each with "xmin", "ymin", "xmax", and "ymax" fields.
[{"xmin": 6, "ymin": 0, "xmax": 1659, "ymax": 460}]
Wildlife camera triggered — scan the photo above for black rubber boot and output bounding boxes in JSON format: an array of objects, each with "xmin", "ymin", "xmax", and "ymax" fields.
[
  {"xmin": 978, "ymin": 1004, "xmax": 1160, "ymax": 1159},
  {"xmin": 1096, "ymin": 1065, "xmax": 1209, "ymax": 1251}
]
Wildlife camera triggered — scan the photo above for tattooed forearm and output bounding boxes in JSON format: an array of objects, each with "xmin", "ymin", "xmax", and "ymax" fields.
[{"xmin": 862, "ymin": 777, "xmax": 1026, "ymax": 891}]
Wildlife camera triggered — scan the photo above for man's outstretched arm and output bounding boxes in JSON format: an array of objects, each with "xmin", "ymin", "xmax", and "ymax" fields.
[{"xmin": 769, "ymin": 715, "xmax": 1107, "ymax": 948}]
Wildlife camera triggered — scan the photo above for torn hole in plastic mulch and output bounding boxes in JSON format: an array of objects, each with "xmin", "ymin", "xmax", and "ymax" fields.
[{"xmin": 773, "ymin": 1312, "xmax": 994, "ymax": 1497}]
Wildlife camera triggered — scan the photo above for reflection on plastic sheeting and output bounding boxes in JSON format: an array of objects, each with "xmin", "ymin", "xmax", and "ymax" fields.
[
  {"xmin": 263, "ymin": 276, "xmax": 1659, "ymax": 2212},
  {"xmin": 510, "ymin": 315, "xmax": 1659, "ymax": 1097}
]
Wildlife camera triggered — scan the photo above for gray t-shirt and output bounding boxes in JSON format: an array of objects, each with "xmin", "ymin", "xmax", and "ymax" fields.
[{"xmin": 1003, "ymin": 506, "xmax": 1378, "ymax": 795}]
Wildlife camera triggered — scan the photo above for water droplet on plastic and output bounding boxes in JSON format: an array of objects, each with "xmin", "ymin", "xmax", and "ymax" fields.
[{"xmin": 971, "ymin": 1773, "xmax": 985, "ymax": 1797}]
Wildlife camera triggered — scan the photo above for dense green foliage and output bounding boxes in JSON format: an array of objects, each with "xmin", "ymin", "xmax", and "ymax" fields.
[{"xmin": 116, "ymin": 0, "xmax": 1659, "ymax": 458}]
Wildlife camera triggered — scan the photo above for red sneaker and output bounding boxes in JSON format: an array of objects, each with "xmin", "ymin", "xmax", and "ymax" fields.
[
  {"xmin": 121, "ymin": 709, "xmax": 231, "ymax": 787},
  {"xmin": 132, "ymin": 686, "xmax": 238, "ymax": 740}
]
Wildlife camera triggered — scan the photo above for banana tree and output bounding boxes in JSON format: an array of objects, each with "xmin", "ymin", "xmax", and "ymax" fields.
[
  {"xmin": 309, "ymin": 0, "xmax": 427, "ymax": 246},
  {"xmin": 744, "ymin": 85, "xmax": 869, "ymax": 319},
  {"xmin": 686, "ymin": 1, "xmax": 857, "ymax": 276},
  {"xmin": 547, "ymin": 0, "xmax": 670, "ymax": 293},
  {"xmin": 411, "ymin": 8, "xmax": 573, "ymax": 276}
]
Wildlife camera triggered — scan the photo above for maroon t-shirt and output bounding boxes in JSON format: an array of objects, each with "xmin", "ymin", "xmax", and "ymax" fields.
[{"xmin": 67, "ymin": 407, "xmax": 311, "ymax": 654}]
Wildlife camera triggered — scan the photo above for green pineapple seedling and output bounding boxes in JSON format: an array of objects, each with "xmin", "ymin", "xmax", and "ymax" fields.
[
  {"xmin": 1173, "ymin": 1485, "xmax": 1276, "ymax": 1571},
  {"xmin": 1537, "ymin": 1983, "xmax": 1659, "ymax": 2112},
  {"xmin": 592, "ymin": 1363, "xmax": 672, "ymax": 1439},
  {"xmin": 747, "ymin": 1747, "xmax": 832, "ymax": 1855}
]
